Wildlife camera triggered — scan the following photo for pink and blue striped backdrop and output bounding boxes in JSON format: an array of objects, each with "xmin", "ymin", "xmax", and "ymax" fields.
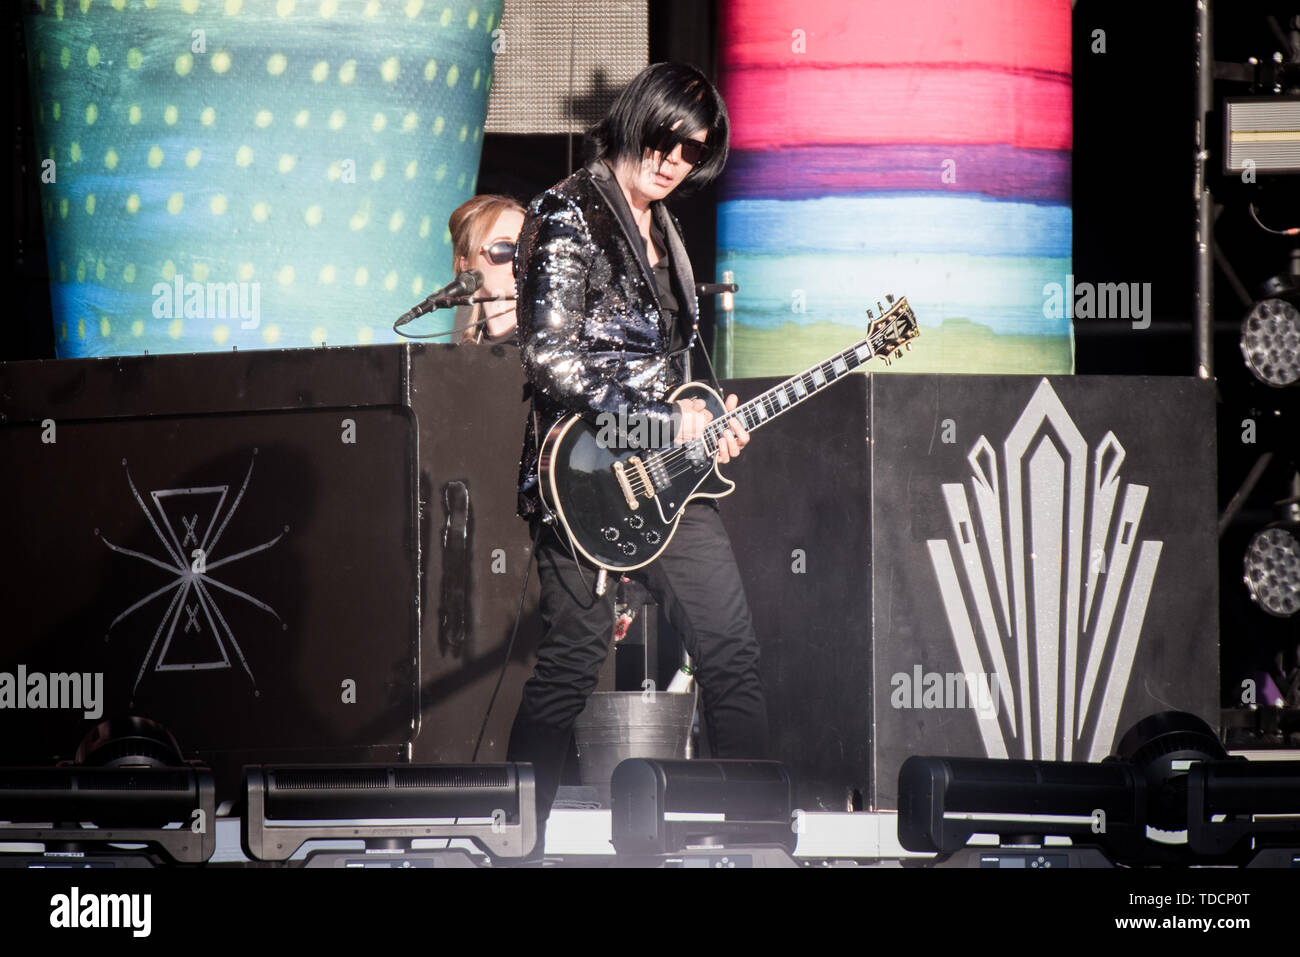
[{"xmin": 716, "ymin": 0, "xmax": 1073, "ymax": 375}]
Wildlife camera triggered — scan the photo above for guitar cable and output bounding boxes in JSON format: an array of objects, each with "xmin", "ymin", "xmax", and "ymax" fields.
[
  {"xmin": 555, "ymin": 511, "xmax": 607, "ymax": 607},
  {"xmin": 462, "ymin": 507, "xmax": 600, "ymax": 857},
  {"xmin": 430, "ymin": 515, "xmax": 542, "ymax": 854},
  {"xmin": 468, "ymin": 499, "xmax": 608, "ymax": 762}
]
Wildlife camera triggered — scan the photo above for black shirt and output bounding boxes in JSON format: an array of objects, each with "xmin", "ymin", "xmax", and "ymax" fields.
[{"xmin": 650, "ymin": 216, "xmax": 687, "ymax": 362}]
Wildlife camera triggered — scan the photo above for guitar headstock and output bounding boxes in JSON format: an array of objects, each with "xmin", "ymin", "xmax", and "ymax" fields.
[{"xmin": 865, "ymin": 294, "xmax": 920, "ymax": 366}]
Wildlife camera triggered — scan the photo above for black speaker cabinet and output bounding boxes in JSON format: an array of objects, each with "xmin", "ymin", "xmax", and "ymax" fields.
[
  {"xmin": 0, "ymin": 343, "xmax": 540, "ymax": 804},
  {"xmin": 718, "ymin": 373, "xmax": 1219, "ymax": 812},
  {"xmin": 403, "ymin": 343, "xmax": 544, "ymax": 765}
]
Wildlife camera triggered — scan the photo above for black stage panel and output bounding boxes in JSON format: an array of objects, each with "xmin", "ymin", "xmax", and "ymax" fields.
[
  {"xmin": 0, "ymin": 347, "xmax": 420, "ymax": 797},
  {"xmin": 405, "ymin": 343, "xmax": 543, "ymax": 765},
  {"xmin": 721, "ymin": 373, "xmax": 1219, "ymax": 812},
  {"xmin": 713, "ymin": 372, "xmax": 873, "ymax": 811}
]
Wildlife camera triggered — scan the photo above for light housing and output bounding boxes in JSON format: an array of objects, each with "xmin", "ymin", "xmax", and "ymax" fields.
[
  {"xmin": 1240, "ymin": 297, "xmax": 1300, "ymax": 387},
  {"xmin": 1224, "ymin": 96, "xmax": 1300, "ymax": 175},
  {"xmin": 241, "ymin": 764, "xmax": 538, "ymax": 863},
  {"xmin": 610, "ymin": 759, "xmax": 795, "ymax": 856},
  {"xmin": 1243, "ymin": 523, "xmax": 1300, "ymax": 618}
]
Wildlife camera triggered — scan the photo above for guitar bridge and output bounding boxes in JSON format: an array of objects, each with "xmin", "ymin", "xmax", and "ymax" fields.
[
  {"xmin": 627, "ymin": 456, "xmax": 656, "ymax": 499},
  {"xmin": 613, "ymin": 460, "xmax": 639, "ymax": 511}
]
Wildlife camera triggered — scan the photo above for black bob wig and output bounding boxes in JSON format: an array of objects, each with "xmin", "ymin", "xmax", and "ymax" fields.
[{"xmin": 585, "ymin": 62, "xmax": 729, "ymax": 192}]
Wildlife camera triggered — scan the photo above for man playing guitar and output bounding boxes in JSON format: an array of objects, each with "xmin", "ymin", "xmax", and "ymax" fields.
[{"xmin": 506, "ymin": 63, "xmax": 770, "ymax": 856}]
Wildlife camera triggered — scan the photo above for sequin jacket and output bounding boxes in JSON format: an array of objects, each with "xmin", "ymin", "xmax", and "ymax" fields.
[{"xmin": 514, "ymin": 159, "xmax": 700, "ymax": 518}]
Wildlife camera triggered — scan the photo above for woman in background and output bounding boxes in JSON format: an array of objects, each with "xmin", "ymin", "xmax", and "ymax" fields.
[{"xmin": 448, "ymin": 194, "xmax": 526, "ymax": 345}]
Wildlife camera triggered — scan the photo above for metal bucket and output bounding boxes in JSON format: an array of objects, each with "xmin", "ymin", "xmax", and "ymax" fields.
[{"xmin": 573, "ymin": 691, "xmax": 697, "ymax": 806}]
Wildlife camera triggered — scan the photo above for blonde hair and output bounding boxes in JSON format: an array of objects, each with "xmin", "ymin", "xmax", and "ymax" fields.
[{"xmin": 449, "ymin": 194, "xmax": 526, "ymax": 344}]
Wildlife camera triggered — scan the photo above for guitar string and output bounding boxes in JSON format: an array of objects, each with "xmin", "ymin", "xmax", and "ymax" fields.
[
  {"xmin": 622, "ymin": 332, "xmax": 890, "ymax": 493},
  {"xmin": 621, "ymin": 325, "xmax": 904, "ymax": 494}
]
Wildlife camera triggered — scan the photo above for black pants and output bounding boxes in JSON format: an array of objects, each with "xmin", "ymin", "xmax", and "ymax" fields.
[{"xmin": 507, "ymin": 502, "xmax": 769, "ymax": 822}]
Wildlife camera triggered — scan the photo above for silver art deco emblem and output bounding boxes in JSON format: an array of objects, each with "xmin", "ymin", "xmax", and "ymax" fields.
[{"xmin": 926, "ymin": 379, "xmax": 1163, "ymax": 762}]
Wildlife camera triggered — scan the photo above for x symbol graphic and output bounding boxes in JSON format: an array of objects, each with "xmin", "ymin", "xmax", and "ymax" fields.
[
  {"xmin": 184, "ymin": 604, "xmax": 200, "ymax": 633},
  {"xmin": 182, "ymin": 514, "xmax": 198, "ymax": 547}
]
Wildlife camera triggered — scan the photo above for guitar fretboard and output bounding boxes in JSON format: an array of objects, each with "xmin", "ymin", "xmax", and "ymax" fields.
[{"xmin": 697, "ymin": 314, "xmax": 912, "ymax": 452}]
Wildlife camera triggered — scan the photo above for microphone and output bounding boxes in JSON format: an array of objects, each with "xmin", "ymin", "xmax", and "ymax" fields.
[
  {"xmin": 696, "ymin": 281, "xmax": 739, "ymax": 296},
  {"xmin": 394, "ymin": 269, "xmax": 483, "ymax": 327}
]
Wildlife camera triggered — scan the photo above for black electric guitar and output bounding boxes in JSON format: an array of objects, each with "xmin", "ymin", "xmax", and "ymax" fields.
[{"xmin": 538, "ymin": 296, "xmax": 920, "ymax": 571}]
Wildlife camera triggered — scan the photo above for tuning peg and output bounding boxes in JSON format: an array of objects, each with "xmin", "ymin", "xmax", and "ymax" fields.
[
  {"xmin": 886, "ymin": 293, "xmax": 895, "ymax": 304},
  {"xmin": 877, "ymin": 300, "xmax": 885, "ymax": 314},
  {"xmin": 882, "ymin": 356, "xmax": 891, "ymax": 366},
  {"xmin": 895, "ymin": 348, "xmax": 903, "ymax": 359},
  {"xmin": 905, "ymin": 342, "xmax": 912, "ymax": 351},
  {"xmin": 866, "ymin": 309, "xmax": 874, "ymax": 319}
]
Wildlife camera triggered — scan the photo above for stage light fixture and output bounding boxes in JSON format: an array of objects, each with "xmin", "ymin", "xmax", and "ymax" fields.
[
  {"xmin": 1240, "ymin": 297, "xmax": 1300, "ymax": 387},
  {"xmin": 1224, "ymin": 97, "xmax": 1300, "ymax": 176},
  {"xmin": 1187, "ymin": 758, "xmax": 1300, "ymax": 864},
  {"xmin": 610, "ymin": 759, "xmax": 797, "ymax": 865},
  {"xmin": 0, "ymin": 716, "xmax": 216, "ymax": 866},
  {"xmin": 72, "ymin": 715, "xmax": 188, "ymax": 767},
  {"xmin": 241, "ymin": 764, "xmax": 538, "ymax": 866},
  {"xmin": 897, "ymin": 712, "xmax": 1241, "ymax": 866},
  {"xmin": 896, "ymin": 755, "xmax": 1148, "ymax": 866},
  {"xmin": 1243, "ymin": 523, "xmax": 1300, "ymax": 617},
  {"xmin": 1237, "ymin": 520, "xmax": 1300, "ymax": 616},
  {"xmin": 1113, "ymin": 710, "xmax": 1230, "ymax": 835},
  {"xmin": 0, "ymin": 766, "xmax": 216, "ymax": 866}
]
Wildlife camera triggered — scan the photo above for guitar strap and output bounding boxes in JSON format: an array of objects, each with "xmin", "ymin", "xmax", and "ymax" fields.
[
  {"xmin": 692, "ymin": 326, "xmax": 725, "ymax": 395},
  {"xmin": 651, "ymin": 202, "xmax": 723, "ymax": 395}
]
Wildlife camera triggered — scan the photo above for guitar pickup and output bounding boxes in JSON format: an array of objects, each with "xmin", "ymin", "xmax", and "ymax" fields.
[
  {"xmin": 627, "ymin": 456, "xmax": 656, "ymax": 498},
  {"xmin": 613, "ymin": 460, "xmax": 639, "ymax": 511}
]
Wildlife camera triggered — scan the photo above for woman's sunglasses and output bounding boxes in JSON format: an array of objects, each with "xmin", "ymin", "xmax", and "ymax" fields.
[{"xmin": 480, "ymin": 240, "xmax": 516, "ymax": 265}]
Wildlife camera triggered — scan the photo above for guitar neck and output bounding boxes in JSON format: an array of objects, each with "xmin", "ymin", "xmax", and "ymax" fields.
[{"xmin": 703, "ymin": 325, "xmax": 899, "ymax": 445}]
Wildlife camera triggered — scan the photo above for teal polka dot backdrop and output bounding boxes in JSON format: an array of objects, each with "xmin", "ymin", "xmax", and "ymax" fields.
[{"xmin": 24, "ymin": 0, "xmax": 502, "ymax": 356}]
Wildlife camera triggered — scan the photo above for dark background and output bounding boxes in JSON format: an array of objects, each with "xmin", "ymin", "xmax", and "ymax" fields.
[{"xmin": 4, "ymin": 1, "xmax": 1298, "ymax": 711}]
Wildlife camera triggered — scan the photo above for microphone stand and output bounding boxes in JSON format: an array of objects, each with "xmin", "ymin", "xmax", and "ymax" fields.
[{"xmin": 392, "ymin": 294, "xmax": 519, "ymax": 340}]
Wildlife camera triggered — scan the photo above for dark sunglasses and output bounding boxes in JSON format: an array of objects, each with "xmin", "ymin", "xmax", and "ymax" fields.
[
  {"xmin": 480, "ymin": 239, "xmax": 515, "ymax": 265},
  {"xmin": 652, "ymin": 131, "xmax": 712, "ymax": 166}
]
